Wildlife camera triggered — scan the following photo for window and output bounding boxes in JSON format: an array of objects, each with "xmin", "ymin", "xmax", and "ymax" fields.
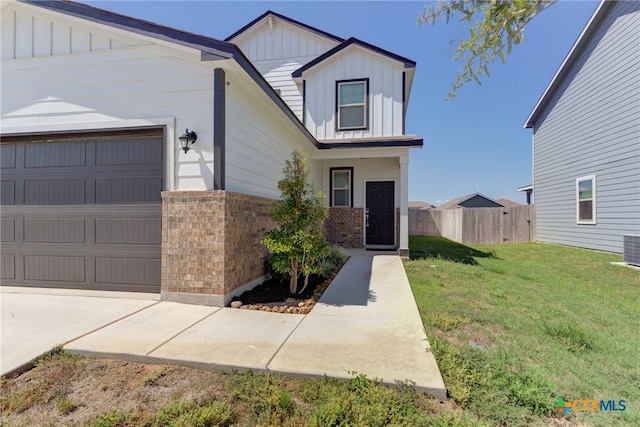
[
  {"xmin": 577, "ymin": 175, "xmax": 596, "ymax": 224},
  {"xmin": 330, "ymin": 167, "xmax": 353, "ymax": 207},
  {"xmin": 337, "ymin": 79, "xmax": 368, "ymax": 130}
]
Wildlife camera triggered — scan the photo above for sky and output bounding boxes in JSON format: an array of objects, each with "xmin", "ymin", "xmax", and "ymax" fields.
[{"xmin": 84, "ymin": 0, "xmax": 600, "ymax": 206}]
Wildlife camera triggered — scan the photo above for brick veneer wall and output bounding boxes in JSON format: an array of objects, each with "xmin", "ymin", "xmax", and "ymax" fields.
[
  {"xmin": 161, "ymin": 191, "xmax": 273, "ymax": 305},
  {"xmin": 325, "ymin": 207, "xmax": 364, "ymax": 248}
]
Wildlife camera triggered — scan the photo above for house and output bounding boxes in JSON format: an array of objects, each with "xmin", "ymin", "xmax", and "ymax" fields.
[
  {"xmin": 436, "ymin": 193, "xmax": 505, "ymax": 210},
  {"xmin": 524, "ymin": 0, "xmax": 639, "ymax": 254},
  {"xmin": 497, "ymin": 199, "xmax": 523, "ymax": 208},
  {"xmin": 409, "ymin": 201, "xmax": 436, "ymax": 210},
  {"xmin": 0, "ymin": 1, "xmax": 421, "ymax": 305}
]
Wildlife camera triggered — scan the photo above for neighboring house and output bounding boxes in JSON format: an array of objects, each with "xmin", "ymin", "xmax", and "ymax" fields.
[
  {"xmin": 436, "ymin": 193, "xmax": 505, "ymax": 210},
  {"xmin": 497, "ymin": 199, "xmax": 523, "ymax": 208},
  {"xmin": 524, "ymin": 0, "xmax": 639, "ymax": 254},
  {"xmin": 0, "ymin": 1, "xmax": 421, "ymax": 305},
  {"xmin": 409, "ymin": 201, "xmax": 436, "ymax": 210},
  {"xmin": 517, "ymin": 184, "xmax": 533, "ymax": 205}
]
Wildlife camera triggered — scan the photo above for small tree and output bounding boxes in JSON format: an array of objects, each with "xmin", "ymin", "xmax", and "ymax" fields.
[{"xmin": 261, "ymin": 150, "xmax": 330, "ymax": 294}]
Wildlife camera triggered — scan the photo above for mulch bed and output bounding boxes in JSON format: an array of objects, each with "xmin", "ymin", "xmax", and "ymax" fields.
[{"xmin": 229, "ymin": 260, "xmax": 347, "ymax": 314}]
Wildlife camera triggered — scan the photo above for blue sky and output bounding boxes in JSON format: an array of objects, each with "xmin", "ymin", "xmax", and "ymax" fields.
[{"xmin": 85, "ymin": 0, "xmax": 599, "ymax": 205}]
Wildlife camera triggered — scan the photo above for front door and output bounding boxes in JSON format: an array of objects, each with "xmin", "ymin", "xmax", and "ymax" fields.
[{"xmin": 365, "ymin": 181, "xmax": 395, "ymax": 246}]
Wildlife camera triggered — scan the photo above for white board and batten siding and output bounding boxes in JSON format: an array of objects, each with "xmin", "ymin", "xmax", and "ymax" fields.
[
  {"xmin": 224, "ymin": 62, "xmax": 315, "ymax": 199},
  {"xmin": 532, "ymin": 0, "xmax": 640, "ymax": 253},
  {"xmin": 304, "ymin": 46, "xmax": 405, "ymax": 141},
  {"xmin": 231, "ymin": 17, "xmax": 339, "ymax": 120},
  {"xmin": 2, "ymin": 4, "xmax": 218, "ymax": 191}
]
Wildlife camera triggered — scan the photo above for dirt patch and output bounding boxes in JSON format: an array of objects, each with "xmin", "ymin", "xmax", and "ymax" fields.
[{"xmin": 229, "ymin": 260, "xmax": 347, "ymax": 314}]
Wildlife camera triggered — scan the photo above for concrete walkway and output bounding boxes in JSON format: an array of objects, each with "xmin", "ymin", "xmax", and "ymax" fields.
[{"xmin": 1, "ymin": 253, "xmax": 446, "ymax": 399}]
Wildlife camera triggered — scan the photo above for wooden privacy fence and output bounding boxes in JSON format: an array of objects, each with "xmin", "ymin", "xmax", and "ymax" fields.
[{"xmin": 409, "ymin": 205, "xmax": 536, "ymax": 245}]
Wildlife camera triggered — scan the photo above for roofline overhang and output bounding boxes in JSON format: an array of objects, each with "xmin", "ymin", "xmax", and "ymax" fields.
[
  {"xmin": 18, "ymin": 0, "xmax": 320, "ymax": 149},
  {"xmin": 292, "ymin": 37, "xmax": 417, "ymax": 79},
  {"xmin": 318, "ymin": 136, "xmax": 423, "ymax": 150},
  {"xmin": 225, "ymin": 10, "xmax": 344, "ymax": 43},
  {"xmin": 523, "ymin": 0, "xmax": 612, "ymax": 129}
]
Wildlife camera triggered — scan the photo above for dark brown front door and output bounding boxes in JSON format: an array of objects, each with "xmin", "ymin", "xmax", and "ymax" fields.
[{"xmin": 366, "ymin": 181, "xmax": 394, "ymax": 246}]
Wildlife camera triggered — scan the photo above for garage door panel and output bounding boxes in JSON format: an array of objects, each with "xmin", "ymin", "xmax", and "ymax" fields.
[
  {"xmin": 24, "ymin": 218, "xmax": 85, "ymax": 243},
  {"xmin": 96, "ymin": 257, "xmax": 160, "ymax": 286},
  {"xmin": 1, "ymin": 218, "xmax": 15, "ymax": 242},
  {"xmin": 24, "ymin": 255, "xmax": 85, "ymax": 282},
  {"xmin": 96, "ymin": 218, "xmax": 161, "ymax": 245},
  {"xmin": 0, "ymin": 132, "xmax": 163, "ymax": 292},
  {"xmin": 25, "ymin": 179, "xmax": 86, "ymax": 204},
  {"xmin": 1, "ymin": 145, "xmax": 16, "ymax": 168},
  {"xmin": 96, "ymin": 138, "xmax": 163, "ymax": 166},
  {"xmin": 25, "ymin": 141, "xmax": 86, "ymax": 168},
  {"xmin": 95, "ymin": 177, "xmax": 161, "ymax": 204},
  {"xmin": 1, "ymin": 181, "xmax": 16, "ymax": 204},
  {"xmin": 1, "ymin": 254, "xmax": 15, "ymax": 279}
]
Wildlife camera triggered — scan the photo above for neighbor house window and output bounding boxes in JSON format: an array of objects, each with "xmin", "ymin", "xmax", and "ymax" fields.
[
  {"xmin": 330, "ymin": 167, "xmax": 353, "ymax": 207},
  {"xmin": 336, "ymin": 79, "xmax": 368, "ymax": 130},
  {"xmin": 577, "ymin": 175, "xmax": 596, "ymax": 224}
]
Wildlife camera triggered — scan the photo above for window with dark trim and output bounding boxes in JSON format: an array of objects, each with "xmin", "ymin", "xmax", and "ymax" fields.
[
  {"xmin": 336, "ymin": 79, "xmax": 368, "ymax": 131},
  {"xmin": 330, "ymin": 167, "xmax": 354, "ymax": 207},
  {"xmin": 577, "ymin": 175, "xmax": 596, "ymax": 224}
]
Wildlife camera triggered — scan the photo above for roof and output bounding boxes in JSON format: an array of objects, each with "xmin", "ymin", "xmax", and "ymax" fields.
[
  {"xmin": 292, "ymin": 37, "xmax": 416, "ymax": 78},
  {"xmin": 225, "ymin": 10, "xmax": 344, "ymax": 43},
  {"xmin": 517, "ymin": 184, "xmax": 533, "ymax": 192},
  {"xmin": 497, "ymin": 199, "xmax": 522, "ymax": 208},
  {"xmin": 409, "ymin": 201, "xmax": 436, "ymax": 209},
  {"xmin": 524, "ymin": 0, "xmax": 612, "ymax": 128},
  {"xmin": 18, "ymin": 0, "xmax": 319, "ymax": 148},
  {"xmin": 436, "ymin": 193, "xmax": 505, "ymax": 210},
  {"xmin": 318, "ymin": 135, "xmax": 423, "ymax": 149}
]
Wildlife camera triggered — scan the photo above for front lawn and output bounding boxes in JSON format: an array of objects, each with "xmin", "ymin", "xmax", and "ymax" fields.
[{"xmin": 405, "ymin": 236, "xmax": 640, "ymax": 426}]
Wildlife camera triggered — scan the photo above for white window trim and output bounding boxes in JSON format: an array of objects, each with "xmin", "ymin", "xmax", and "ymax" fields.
[
  {"xmin": 331, "ymin": 168, "xmax": 352, "ymax": 207},
  {"xmin": 576, "ymin": 175, "xmax": 596, "ymax": 224},
  {"xmin": 337, "ymin": 80, "xmax": 368, "ymax": 131}
]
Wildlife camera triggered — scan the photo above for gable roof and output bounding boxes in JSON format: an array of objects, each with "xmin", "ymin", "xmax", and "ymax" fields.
[
  {"xmin": 436, "ymin": 193, "xmax": 505, "ymax": 210},
  {"xmin": 524, "ymin": 0, "xmax": 611, "ymax": 128},
  {"xmin": 292, "ymin": 37, "xmax": 416, "ymax": 78},
  {"xmin": 225, "ymin": 10, "xmax": 344, "ymax": 43},
  {"xmin": 17, "ymin": 0, "xmax": 319, "ymax": 148}
]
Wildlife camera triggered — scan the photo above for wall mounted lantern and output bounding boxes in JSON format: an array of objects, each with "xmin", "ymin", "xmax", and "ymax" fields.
[{"xmin": 178, "ymin": 129, "xmax": 197, "ymax": 153}]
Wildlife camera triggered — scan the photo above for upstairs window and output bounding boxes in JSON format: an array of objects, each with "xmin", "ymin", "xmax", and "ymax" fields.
[
  {"xmin": 337, "ymin": 79, "xmax": 368, "ymax": 130},
  {"xmin": 577, "ymin": 175, "xmax": 596, "ymax": 224},
  {"xmin": 330, "ymin": 167, "xmax": 353, "ymax": 207}
]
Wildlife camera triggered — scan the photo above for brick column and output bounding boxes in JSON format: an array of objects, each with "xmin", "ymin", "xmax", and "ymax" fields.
[{"xmin": 161, "ymin": 191, "xmax": 274, "ymax": 306}]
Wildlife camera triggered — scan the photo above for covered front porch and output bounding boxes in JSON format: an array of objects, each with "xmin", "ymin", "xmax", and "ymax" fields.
[{"xmin": 309, "ymin": 146, "xmax": 412, "ymax": 257}]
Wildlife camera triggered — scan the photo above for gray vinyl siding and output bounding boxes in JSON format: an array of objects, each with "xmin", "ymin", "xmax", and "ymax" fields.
[{"xmin": 533, "ymin": 0, "xmax": 640, "ymax": 253}]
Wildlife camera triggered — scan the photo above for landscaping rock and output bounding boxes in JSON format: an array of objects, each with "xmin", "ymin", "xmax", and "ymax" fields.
[{"xmin": 230, "ymin": 301, "xmax": 243, "ymax": 309}]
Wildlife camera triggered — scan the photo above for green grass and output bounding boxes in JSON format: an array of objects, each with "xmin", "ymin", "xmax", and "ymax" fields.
[
  {"xmin": 3, "ymin": 238, "xmax": 638, "ymax": 426},
  {"xmin": 405, "ymin": 236, "xmax": 640, "ymax": 426}
]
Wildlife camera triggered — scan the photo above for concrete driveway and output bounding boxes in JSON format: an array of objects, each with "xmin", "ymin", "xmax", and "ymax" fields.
[
  {"xmin": 1, "ymin": 253, "xmax": 446, "ymax": 399},
  {"xmin": 0, "ymin": 287, "xmax": 158, "ymax": 377}
]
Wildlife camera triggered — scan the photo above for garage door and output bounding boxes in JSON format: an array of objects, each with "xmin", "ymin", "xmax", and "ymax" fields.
[{"xmin": 0, "ymin": 130, "xmax": 163, "ymax": 293}]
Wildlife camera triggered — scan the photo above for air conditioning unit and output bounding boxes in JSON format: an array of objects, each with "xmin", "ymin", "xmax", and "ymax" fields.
[{"xmin": 623, "ymin": 235, "xmax": 640, "ymax": 266}]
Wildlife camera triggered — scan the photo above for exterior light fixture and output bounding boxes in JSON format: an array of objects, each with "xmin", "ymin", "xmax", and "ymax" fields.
[{"xmin": 178, "ymin": 129, "xmax": 197, "ymax": 153}]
